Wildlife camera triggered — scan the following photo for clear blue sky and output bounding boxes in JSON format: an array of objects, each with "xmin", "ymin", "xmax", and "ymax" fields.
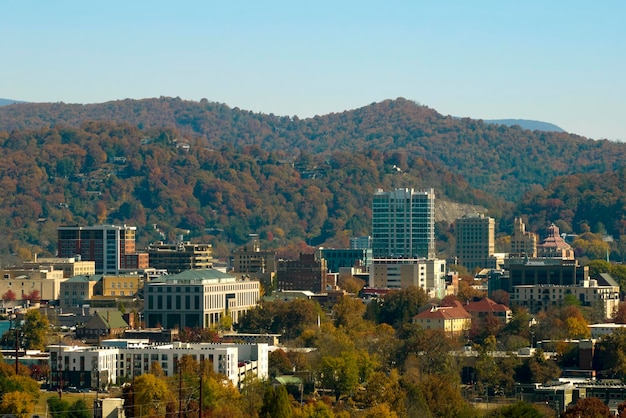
[{"xmin": 1, "ymin": 1, "xmax": 624, "ymax": 140}]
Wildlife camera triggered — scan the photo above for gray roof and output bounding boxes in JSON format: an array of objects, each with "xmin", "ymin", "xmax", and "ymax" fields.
[
  {"xmin": 66, "ymin": 274, "xmax": 103, "ymax": 283},
  {"xmin": 150, "ymin": 269, "xmax": 236, "ymax": 284},
  {"xmin": 598, "ymin": 272, "xmax": 619, "ymax": 287}
]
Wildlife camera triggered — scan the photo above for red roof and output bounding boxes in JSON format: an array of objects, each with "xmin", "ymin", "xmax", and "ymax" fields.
[
  {"xmin": 413, "ymin": 305, "xmax": 471, "ymax": 320},
  {"xmin": 464, "ymin": 297, "xmax": 510, "ymax": 314}
]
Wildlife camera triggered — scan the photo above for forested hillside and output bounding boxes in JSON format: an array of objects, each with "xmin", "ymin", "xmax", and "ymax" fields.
[
  {"xmin": 1, "ymin": 97, "xmax": 625, "ymax": 201},
  {"xmin": 0, "ymin": 121, "xmax": 492, "ymax": 259},
  {"xmin": 1, "ymin": 97, "xmax": 626, "ymax": 260}
]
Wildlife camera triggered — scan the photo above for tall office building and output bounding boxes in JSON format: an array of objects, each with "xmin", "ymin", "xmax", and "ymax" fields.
[
  {"xmin": 510, "ymin": 217, "xmax": 538, "ymax": 258},
  {"xmin": 372, "ymin": 188, "xmax": 435, "ymax": 259},
  {"xmin": 455, "ymin": 213, "xmax": 495, "ymax": 271},
  {"xmin": 57, "ymin": 225, "xmax": 149, "ymax": 274}
]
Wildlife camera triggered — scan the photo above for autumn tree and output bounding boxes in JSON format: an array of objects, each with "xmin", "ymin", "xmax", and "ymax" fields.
[
  {"xmin": 133, "ymin": 373, "xmax": 173, "ymax": 417},
  {"xmin": 20, "ymin": 309, "xmax": 50, "ymax": 350},
  {"xmin": 366, "ymin": 286, "xmax": 428, "ymax": 328},
  {"xmin": 318, "ymin": 352, "xmax": 360, "ymax": 401},
  {"xmin": 594, "ymin": 328, "xmax": 626, "ymax": 379},
  {"xmin": 0, "ymin": 391, "xmax": 34, "ymax": 418},
  {"xmin": 561, "ymin": 397, "xmax": 611, "ymax": 418},
  {"xmin": 2, "ymin": 290, "xmax": 16, "ymax": 302}
]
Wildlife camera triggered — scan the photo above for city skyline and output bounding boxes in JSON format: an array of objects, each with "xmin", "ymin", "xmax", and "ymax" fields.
[{"xmin": 1, "ymin": 1, "xmax": 624, "ymax": 141}]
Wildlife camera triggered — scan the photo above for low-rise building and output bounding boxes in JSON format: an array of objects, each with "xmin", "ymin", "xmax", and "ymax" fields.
[
  {"xmin": 22, "ymin": 257, "xmax": 96, "ymax": 278},
  {"xmin": 75, "ymin": 311, "xmax": 130, "ymax": 344},
  {"xmin": 59, "ymin": 275, "xmax": 100, "ymax": 308},
  {"xmin": 0, "ymin": 267, "xmax": 66, "ymax": 302},
  {"xmin": 511, "ymin": 276, "xmax": 619, "ymax": 319},
  {"xmin": 49, "ymin": 340, "xmax": 268, "ymax": 389},
  {"xmin": 369, "ymin": 258, "xmax": 447, "ymax": 299},
  {"xmin": 412, "ymin": 302, "xmax": 472, "ymax": 337},
  {"xmin": 148, "ymin": 241, "xmax": 213, "ymax": 274},
  {"xmin": 144, "ymin": 269, "xmax": 260, "ymax": 329},
  {"xmin": 276, "ymin": 253, "xmax": 328, "ymax": 293},
  {"xmin": 463, "ymin": 297, "xmax": 512, "ymax": 325}
]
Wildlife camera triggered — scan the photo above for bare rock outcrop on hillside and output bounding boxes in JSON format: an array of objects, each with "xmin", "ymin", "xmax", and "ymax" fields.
[{"xmin": 435, "ymin": 199, "xmax": 487, "ymax": 224}]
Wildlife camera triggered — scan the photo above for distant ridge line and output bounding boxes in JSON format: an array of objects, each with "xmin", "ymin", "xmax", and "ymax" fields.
[{"xmin": 483, "ymin": 118, "xmax": 565, "ymax": 133}]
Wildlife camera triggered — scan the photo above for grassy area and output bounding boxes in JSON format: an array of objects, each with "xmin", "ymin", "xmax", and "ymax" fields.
[{"xmin": 35, "ymin": 391, "xmax": 97, "ymax": 416}]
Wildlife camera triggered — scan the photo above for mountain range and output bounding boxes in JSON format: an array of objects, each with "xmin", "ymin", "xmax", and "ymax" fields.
[{"xmin": 0, "ymin": 97, "xmax": 624, "ymax": 260}]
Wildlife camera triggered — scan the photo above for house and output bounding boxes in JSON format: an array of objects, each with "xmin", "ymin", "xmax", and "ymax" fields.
[
  {"xmin": 76, "ymin": 311, "xmax": 129, "ymax": 344},
  {"xmin": 463, "ymin": 297, "xmax": 512, "ymax": 325},
  {"xmin": 412, "ymin": 302, "xmax": 472, "ymax": 337}
]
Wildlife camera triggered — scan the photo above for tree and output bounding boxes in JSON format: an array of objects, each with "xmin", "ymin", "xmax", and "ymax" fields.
[
  {"xmin": 298, "ymin": 400, "xmax": 334, "ymax": 418},
  {"xmin": 20, "ymin": 309, "xmax": 50, "ymax": 350},
  {"xmin": 133, "ymin": 373, "xmax": 173, "ymax": 417},
  {"xmin": 515, "ymin": 349, "xmax": 561, "ymax": 384},
  {"xmin": 614, "ymin": 302, "xmax": 626, "ymax": 324},
  {"xmin": 22, "ymin": 290, "xmax": 40, "ymax": 302},
  {"xmin": 318, "ymin": 352, "xmax": 360, "ymax": 401},
  {"xmin": 0, "ymin": 391, "xmax": 34, "ymax": 418},
  {"xmin": 594, "ymin": 328, "xmax": 626, "ymax": 378},
  {"xmin": 48, "ymin": 397, "xmax": 70, "ymax": 418},
  {"xmin": 2, "ymin": 290, "xmax": 16, "ymax": 302},
  {"xmin": 332, "ymin": 296, "xmax": 366, "ymax": 330},
  {"xmin": 260, "ymin": 385, "xmax": 292, "ymax": 418},
  {"xmin": 368, "ymin": 286, "xmax": 428, "ymax": 328},
  {"xmin": 561, "ymin": 397, "xmax": 611, "ymax": 418},
  {"xmin": 484, "ymin": 401, "xmax": 546, "ymax": 418},
  {"xmin": 68, "ymin": 399, "xmax": 91, "ymax": 418},
  {"xmin": 269, "ymin": 349, "xmax": 293, "ymax": 377}
]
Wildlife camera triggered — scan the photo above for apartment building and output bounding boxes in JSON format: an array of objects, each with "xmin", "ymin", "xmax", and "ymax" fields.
[{"xmin": 372, "ymin": 188, "xmax": 435, "ymax": 259}]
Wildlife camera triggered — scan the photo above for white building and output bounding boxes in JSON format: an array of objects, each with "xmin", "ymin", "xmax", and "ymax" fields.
[
  {"xmin": 144, "ymin": 269, "xmax": 260, "ymax": 329},
  {"xmin": 49, "ymin": 340, "xmax": 268, "ymax": 389},
  {"xmin": 511, "ymin": 278, "xmax": 620, "ymax": 319},
  {"xmin": 369, "ymin": 258, "xmax": 447, "ymax": 298}
]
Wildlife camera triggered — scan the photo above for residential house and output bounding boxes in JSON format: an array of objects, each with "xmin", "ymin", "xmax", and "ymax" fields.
[
  {"xmin": 76, "ymin": 311, "xmax": 129, "ymax": 344},
  {"xmin": 412, "ymin": 302, "xmax": 472, "ymax": 337}
]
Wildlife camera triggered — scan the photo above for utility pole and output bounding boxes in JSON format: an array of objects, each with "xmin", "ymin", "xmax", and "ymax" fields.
[
  {"xmin": 198, "ymin": 374, "xmax": 203, "ymax": 418},
  {"xmin": 14, "ymin": 326, "xmax": 18, "ymax": 375},
  {"xmin": 58, "ymin": 335, "xmax": 63, "ymax": 399},
  {"xmin": 178, "ymin": 361, "xmax": 182, "ymax": 418}
]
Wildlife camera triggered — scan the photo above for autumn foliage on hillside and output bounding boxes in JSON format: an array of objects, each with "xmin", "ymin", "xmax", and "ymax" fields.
[
  {"xmin": 2, "ymin": 97, "xmax": 626, "ymax": 202},
  {"xmin": 0, "ymin": 121, "xmax": 490, "ymax": 259},
  {"xmin": 2, "ymin": 98, "xmax": 626, "ymax": 260}
]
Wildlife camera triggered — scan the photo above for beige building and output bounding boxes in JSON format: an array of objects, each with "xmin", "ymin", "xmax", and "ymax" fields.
[
  {"xmin": 412, "ymin": 302, "xmax": 472, "ymax": 337},
  {"xmin": 511, "ymin": 275, "xmax": 620, "ymax": 319},
  {"xmin": 455, "ymin": 213, "xmax": 495, "ymax": 271},
  {"xmin": 22, "ymin": 257, "xmax": 96, "ymax": 278},
  {"xmin": 537, "ymin": 223, "xmax": 575, "ymax": 259},
  {"xmin": 510, "ymin": 217, "xmax": 538, "ymax": 258},
  {"xmin": 101, "ymin": 275, "xmax": 142, "ymax": 298},
  {"xmin": 369, "ymin": 258, "xmax": 447, "ymax": 299},
  {"xmin": 59, "ymin": 275, "xmax": 99, "ymax": 308},
  {"xmin": 232, "ymin": 239, "xmax": 276, "ymax": 290},
  {"xmin": 0, "ymin": 268, "xmax": 66, "ymax": 302}
]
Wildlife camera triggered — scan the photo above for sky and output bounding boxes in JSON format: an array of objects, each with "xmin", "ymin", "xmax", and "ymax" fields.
[{"xmin": 1, "ymin": 1, "xmax": 625, "ymax": 140}]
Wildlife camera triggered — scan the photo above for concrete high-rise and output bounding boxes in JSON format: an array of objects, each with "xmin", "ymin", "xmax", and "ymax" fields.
[
  {"xmin": 57, "ymin": 224, "xmax": 148, "ymax": 274},
  {"xmin": 372, "ymin": 188, "xmax": 435, "ymax": 259},
  {"xmin": 510, "ymin": 217, "xmax": 538, "ymax": 258},
  {"xmin": 455, "ymin": 213, "xmax": 495, "ymax": 271}
]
